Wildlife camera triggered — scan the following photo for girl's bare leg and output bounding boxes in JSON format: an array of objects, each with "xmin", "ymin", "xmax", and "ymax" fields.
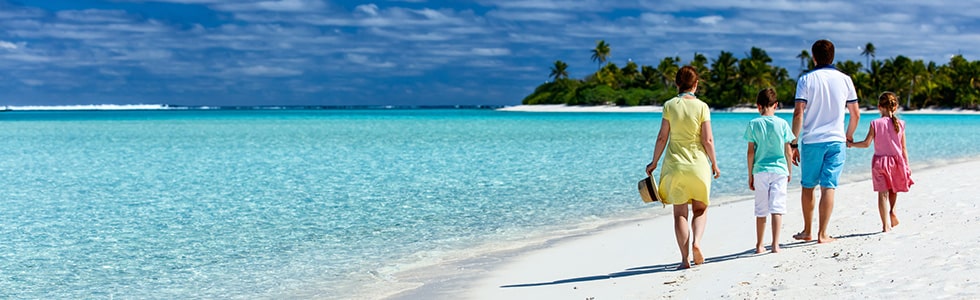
[
  {"xmin": 878, "ymin": 192, "xmax": 891, "ymax": 232},
  {"xmin": 889, "ymin": 191, "xmax": 899, "ymax": 227}
]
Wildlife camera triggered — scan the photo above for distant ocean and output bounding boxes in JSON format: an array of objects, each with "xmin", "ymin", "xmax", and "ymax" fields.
[{"xmin": 1, "ymin": 109, "xmax": 977, "ymax": 299}]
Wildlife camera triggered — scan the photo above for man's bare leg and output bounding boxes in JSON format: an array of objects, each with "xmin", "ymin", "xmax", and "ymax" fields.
[
  {"xmin": 794, "ymin": 187, "xmax": 815, "ymax": 241},
  {"xmin": 817, "ymin": 187, "xmax": 836, "ymax": 243}
]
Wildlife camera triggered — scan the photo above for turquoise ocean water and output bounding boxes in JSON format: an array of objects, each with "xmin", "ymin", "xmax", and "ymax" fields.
[{"xmin": 0, "ymin": 109, "xmax": 976, "ymax": 299}]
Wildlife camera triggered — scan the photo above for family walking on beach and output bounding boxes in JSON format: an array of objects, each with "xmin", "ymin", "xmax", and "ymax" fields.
[{"xmin": 645, "ymin": 39, "xmax": 914, "ymax": 269}]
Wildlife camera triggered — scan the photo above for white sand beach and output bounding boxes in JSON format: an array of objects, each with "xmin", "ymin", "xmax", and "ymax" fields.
[{"xmin": 388, "ymin": 158, "xmax": 980, "ymax": 299}]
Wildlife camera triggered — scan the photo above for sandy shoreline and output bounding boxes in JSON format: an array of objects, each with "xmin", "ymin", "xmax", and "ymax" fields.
[
  {"xmin": 386, "ymin": 158, "xmax": 980, "ymax": 299},
  {"xmin": 498, "ymin": 104, "xmax": 980, "ymax": 114}
]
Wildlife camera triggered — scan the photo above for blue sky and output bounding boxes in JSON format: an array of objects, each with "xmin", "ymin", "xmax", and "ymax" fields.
[{"xmin": 1, "ymin": 0, "xmax": 978, "ymax": 106}]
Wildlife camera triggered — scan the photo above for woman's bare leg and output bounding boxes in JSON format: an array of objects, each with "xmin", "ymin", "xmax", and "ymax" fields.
[
  {"xmin": 673, "ymin": 204, "xmax": 691, "ymax": 269},
  {"xmin": 691, "ymin": 200, "xmax": 708, "ymax": 265}
]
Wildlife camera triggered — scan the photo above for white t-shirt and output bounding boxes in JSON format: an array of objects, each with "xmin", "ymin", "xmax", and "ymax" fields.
[{"xmin": 794, "ymin": 65, "xmax": 858, "ymax": 144}]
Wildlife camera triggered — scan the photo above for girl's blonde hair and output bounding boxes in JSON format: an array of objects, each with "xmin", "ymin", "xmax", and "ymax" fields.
[{"xmin": 878, "ymin": 92, "xmax": 901, "ymax": 134}]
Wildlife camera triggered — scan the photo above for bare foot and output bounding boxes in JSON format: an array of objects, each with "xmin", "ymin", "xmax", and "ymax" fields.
[
  {"xmin": 817, "ymin": 235, "xmax": 836, "ymax": 244},
  {"xmin": 677, "ymin": 262, "xmax": 691, "ymax": 270},
  {"xmin": 755, "ymin": 246, "xmax": 765, "ymax": 254},
  {"xmin": 692, "ymin": 247, "xmax": 705, "ymax": 265},
  {"xmin": 882, "ymin": 225, "xmax": 891, "ymax": 233},
  {"xmin": 890, "ymin": 213, "xmax": 900, "ymax": 227},
  {"xmin": 792, "ymin": 232, "xmax": 812, "ymax": 241},
  {"xmin": 771, "ymin": 244, "xmax": 780, "ymax": 253}
]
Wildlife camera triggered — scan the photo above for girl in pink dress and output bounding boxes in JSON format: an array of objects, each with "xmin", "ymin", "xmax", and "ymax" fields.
[{"xmin": 848, "ymin": 92, "xmax": 913, "ymax": 232}]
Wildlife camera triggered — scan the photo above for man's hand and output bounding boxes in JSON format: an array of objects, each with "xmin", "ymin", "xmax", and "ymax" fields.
[{"xmin": 792, "ymin": 148, "xmax": 800, "ymax": 166}]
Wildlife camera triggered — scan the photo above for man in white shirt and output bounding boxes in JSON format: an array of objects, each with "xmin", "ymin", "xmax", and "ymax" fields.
[{"xmin": 790, "ymin": 39, "xmax": 861, "ymax": 244}]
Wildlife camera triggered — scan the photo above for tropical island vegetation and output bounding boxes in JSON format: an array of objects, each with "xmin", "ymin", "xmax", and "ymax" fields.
[{"xmin": 522, "ymin": 40, "xmax": 980, "ymax": 109}]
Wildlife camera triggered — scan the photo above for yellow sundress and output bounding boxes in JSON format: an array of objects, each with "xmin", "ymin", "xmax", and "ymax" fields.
[{"xmin": 658, "ymin": 96, "xmax": 713, "ymax": 205}]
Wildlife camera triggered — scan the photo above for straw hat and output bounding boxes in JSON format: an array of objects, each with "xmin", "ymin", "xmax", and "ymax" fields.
[{"xmin": 637, "ymin": 176, "xmax": 663, "ymax": 204}]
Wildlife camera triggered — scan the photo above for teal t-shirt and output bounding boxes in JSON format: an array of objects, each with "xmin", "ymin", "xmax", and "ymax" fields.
[{"xmin": 743, "ymin": 115, "xmax": 795, "ymax": 175}]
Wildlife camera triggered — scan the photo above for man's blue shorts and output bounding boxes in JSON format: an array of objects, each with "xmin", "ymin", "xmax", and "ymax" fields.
[{"xmin": 800, "ymin": 141, "xmax": 846, "ymax": 189}]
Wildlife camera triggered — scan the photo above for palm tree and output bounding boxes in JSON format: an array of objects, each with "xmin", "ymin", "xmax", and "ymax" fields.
[
  {"xmin": 708, "ymin": 51, "xmax": 740, "ymax": 107},
  {"xmin": 796, "ymin": 50, "xmax": 811, "ymax": 73},
  {"xmin": 861, "ymin": 42, "xmax": 876, "ymax": 72},
  {"xmin": 621, "ymin": 60, "xmax": 639, "ymax": 87},
  {"xmin": 907, "ymin": 60, "xmax": 928, "ymax": 108},
  {"xmin": 591, "ymin": 40, "xmax": 611, "ymax": 70},
  {"xmin": 550, "ymin": 60, "xmax": 569, "ymax": 81},
  {"xmin": 834, "ymin": 60, "xmax": 863, "ymax": 76},
  {"xmin": 656, "ymin": 56, "xmax": 681, "ymax": 90},
  {"xmin": 640, "ymin": 65, "xmax": 657, "ymax": 90},
  {"xmin": 921, "ymin": 61, "xmax": 940, "ymax": 107},
  {"xmin": 868, "ymin": 59, "xmax": 884, "ymax": 97},
  {"xmin": 691, "ymin": 53, "xmax": 710, "ymax": 76},
  {"xmin": 730, "ymin": 48, "xmax": 774, "ymax": 104}
]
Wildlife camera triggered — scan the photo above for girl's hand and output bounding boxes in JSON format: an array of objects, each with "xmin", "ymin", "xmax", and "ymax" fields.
[
  {"xmin": 712, "ymin": 165, "xmax": 721, "ymax": 179},
  {"xmin": 646, "ymin": 162, "xmax": 657, "ymax": 177},
  {"xmin": 748, "ymin": 176, "xmax": 754, "ymax": 191}
]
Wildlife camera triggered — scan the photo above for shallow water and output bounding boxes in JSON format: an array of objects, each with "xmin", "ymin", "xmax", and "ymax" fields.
[{"xmin": 0, "ymin": 109, "xmax": 973, "ymax": 298}]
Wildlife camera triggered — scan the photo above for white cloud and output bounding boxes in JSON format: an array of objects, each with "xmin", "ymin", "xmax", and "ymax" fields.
[
  {"xmin": 237, "ymin": 65, "xmax": 304, "ymax": 76},
  {"xmin": 486, "ymin": 10, "xmax": 573, "ymax": 22},
  {"xmin": 20, "ymin": 79, "xmax": 45, "ymax": 86},
  {"xmin": 345, "ymin": 54, "xmax": 396, "ymax": 68},
  {"xmin": 696, "ymin": 15, "xmax": 723, "ymax": 25},
  {"xmin": 478, "ymin": 0, "xmax": 622, "ymax": 11},
  {"xmin": 355, "ymin": 4, "xmax": 379, "ymax": 16},
  {"xmin": 472, "ymin": 48, "xmax": 511, "ymax": 56},
  {"xmin": 56, "ymin": 9, "xmax": 133, "ymax": 23},
  {"xmin": 0, "ymin": 40, "xmax": 18, "ymax": 50},
  {"xmin": 213, "ymin": 0, "xmax": 327, "ymax": 12}
]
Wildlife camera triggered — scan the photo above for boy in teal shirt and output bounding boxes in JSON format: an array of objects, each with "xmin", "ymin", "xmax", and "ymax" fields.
[{"xmin": 744, "ymin": 88, "xmax": 795, "ymax": 254}]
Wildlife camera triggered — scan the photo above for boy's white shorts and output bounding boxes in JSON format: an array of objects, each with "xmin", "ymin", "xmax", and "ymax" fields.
[{"xmin": 753, "ymin": 172, "xmax": 788, "ymax": 217}]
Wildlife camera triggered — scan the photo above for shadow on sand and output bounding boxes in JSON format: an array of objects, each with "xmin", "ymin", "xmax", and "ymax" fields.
[{"xmin": 499, "ymin": 231, "xmax": 881, "ymax": 288}]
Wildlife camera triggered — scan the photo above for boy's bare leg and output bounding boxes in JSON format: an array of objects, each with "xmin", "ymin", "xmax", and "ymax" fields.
[
  {"xmin": 771, "ymin": 213, "xmax": 782, "ymax": 253},
  {"xmin": 673, "ymin": 204, "xmax": 691, "ymax": 269},
  {"xmin": 878, "ymin": 192, "xmax": 891, "ymax": 232},
  {"xmin": 755, "ymin": 217, "xmax": 766, "ymax": 253},
  {"xmin": 817, "ymin": 188, "xmax": 836, "ymax": 243},
  {"xmin": 794, "ymin": 187, "xmax": 815, "ymax": 241}
]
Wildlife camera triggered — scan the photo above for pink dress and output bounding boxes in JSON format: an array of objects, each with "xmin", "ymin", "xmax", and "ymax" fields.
[{"xmin": 870, "ymin": 117, "xmax": 913, "ymax": 192}]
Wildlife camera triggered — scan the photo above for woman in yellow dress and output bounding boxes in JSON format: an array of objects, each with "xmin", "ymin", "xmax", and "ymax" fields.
[{"xmin": 645, "ymin": 66, "xmax": 721, "ymax": 269}]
